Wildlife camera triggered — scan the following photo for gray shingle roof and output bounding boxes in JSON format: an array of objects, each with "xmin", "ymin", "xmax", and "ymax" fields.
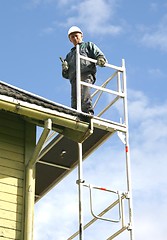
[{"xmin": 0, "ymin": 81, "xmax": 82, "ymax": 118}]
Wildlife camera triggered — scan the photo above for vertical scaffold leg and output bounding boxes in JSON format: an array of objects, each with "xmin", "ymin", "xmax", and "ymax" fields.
[
  {"xmin": 78, "ymin": 143, "xmax": 84, "ymax": 240},
  {"xmin": 121, "ymin": 59, "xmax": 134, "ymax": 240},
  {"xmin": 125, "ymin": 143, "xmax": 134, "ymax": 240}
]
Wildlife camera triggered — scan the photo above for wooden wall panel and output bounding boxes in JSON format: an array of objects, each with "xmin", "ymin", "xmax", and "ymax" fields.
[{"xmin": 0, "ymin": 111, "xmax": 25, "ymax": 240}]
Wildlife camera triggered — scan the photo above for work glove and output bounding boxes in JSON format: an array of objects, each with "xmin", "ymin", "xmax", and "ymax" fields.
[
  {"xmin": 62, "ymin": 60, "xmax": 69, "ymax": 71},
  {"xmin": 97, "ymin": 57, "xmax": 106, "ymax": 67}
]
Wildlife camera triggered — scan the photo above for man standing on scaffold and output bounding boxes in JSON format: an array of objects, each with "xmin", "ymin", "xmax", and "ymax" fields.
[{"xmin": 61, "ymin": 26, "xmax": 107, "ymax": 115}]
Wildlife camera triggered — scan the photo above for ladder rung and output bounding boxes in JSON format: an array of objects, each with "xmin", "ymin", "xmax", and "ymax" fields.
[
  {"xmin": 106, "ymin": 226, "xmax": 128, "ymax": 240},
  {"xmin": 67, "ymin": 196, "xmax": 127, "ymax": 240},
  {"xmin": 83, "ymin": 183, "xmax": 118, "ymax": 194}
]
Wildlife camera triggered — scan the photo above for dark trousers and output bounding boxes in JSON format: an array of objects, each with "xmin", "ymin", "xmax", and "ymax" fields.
[{"xmin": 70, "ymin": 73, "xmax": 95, "ymax": 114}]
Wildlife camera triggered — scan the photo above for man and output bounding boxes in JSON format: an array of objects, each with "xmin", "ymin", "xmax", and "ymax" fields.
[{"xmin": 62, "ymin": 26, "xmax": 107, "ymax": 115}]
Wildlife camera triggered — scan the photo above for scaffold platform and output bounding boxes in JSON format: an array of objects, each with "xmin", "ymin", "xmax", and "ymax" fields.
[{"xmin": 35, "ymin": 117, "xmax": 127, "ymax": 201}]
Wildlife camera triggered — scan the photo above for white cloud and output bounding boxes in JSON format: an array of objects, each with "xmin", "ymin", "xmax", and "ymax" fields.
[
  {"xmin": 35, "ymin": 188, "xmax": 79, "ymax": 239},
  {"xmin": 59, "ymin": 0, "xmax": 123, "ymax": 36},
  {"xmin": 149, "ymin": 2, "xmax": 158, "ymax": 12},
  {"xmin": 30, "ymin": 0, "xmax": 41, "ymax": 7},
  {"xmin": 35, "ymin": 0, "xmax": 125, "ymax": 37},
  {"xmin": 126, "ymin": 89, "xmax": 167, "ymax": 240},
  {"xmin": 27, "ymin": 0, "xmax": 58, "ymax": 8},
  {"xmin": 148, "ymin": 67, "xmax": 165, "ymax": 78},
  {"xmin": 139, "ymin": 14, "xmax": 167, "ymax": 51},
  {"xmin": 41, "ymin": 27, "xmax": 55, "ymax": 35},
  {"xmin": 128, "ymin": 89, "xmax": 167, "ymax": 122},
  {"xmin": 128, "ymin": 88, "xmax": 167, "ymax": 197}
]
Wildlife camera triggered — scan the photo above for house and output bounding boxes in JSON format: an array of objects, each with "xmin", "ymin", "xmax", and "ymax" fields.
[{"xmin": 0, "ymin": 80, "xmax": 92, "ymax": 240}]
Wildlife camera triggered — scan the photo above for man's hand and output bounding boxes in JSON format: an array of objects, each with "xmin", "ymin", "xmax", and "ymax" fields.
[
  {"xmin": 62, "ymin": 60, "xmax": 69, "ymax": 71},
  {"xmin": 97, "ymin": 57, "xmax": 106, "ymax": 67}
]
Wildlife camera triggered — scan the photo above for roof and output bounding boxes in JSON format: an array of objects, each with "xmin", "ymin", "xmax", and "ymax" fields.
[
  {"xmin": 0, "ymin": 81, "xmax": 81, "ymax": 117},
  {"xmin": 0, "ymin": 81, "xmax": 92, "ymax": 142}
]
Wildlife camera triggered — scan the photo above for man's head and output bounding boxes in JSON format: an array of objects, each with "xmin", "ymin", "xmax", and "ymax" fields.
[{"xmin": 68, "ymin": 26, "xmax": 83, "ymax": 46}]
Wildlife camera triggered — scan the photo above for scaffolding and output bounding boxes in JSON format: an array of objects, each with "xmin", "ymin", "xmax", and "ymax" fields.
[
  {"xmin": 66, "ymin": 44, "xmax": 134, "ymax": 240},
  {"xmin": 35, "ymin": 44, "xmax": 134, "ymax": 240}
]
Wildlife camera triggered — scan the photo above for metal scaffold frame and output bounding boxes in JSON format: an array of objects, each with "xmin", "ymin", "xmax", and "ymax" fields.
[{"xmin": 67, "ymin": 44, "xmax": 134, "ymax": 240}]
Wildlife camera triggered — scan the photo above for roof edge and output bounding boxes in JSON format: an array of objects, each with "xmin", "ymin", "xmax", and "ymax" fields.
[{"xmin": 0, "ymin": 95, "xmax": 91, "ymax": 142}]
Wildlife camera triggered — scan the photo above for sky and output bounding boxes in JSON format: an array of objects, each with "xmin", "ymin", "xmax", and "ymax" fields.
[{"xmin": 0, "ymin": 0, "xmax": 167, "ymax": 239}]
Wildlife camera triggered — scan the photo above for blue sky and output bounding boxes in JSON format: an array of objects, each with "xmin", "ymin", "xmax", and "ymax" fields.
[{"xmin": 1, "ymin": 0, "xmax": 167, "ymax": 239}]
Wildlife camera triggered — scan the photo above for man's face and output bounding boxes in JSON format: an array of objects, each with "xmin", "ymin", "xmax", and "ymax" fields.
[{"xmin": 69, "ymin": 32, "xmax": 83, "ymax": 46}]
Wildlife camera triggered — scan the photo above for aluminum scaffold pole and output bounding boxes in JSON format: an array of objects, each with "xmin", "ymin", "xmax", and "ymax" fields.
[
  {"xmin": 122, "ymin": 59, "xmax": 134, "ymax": 240},
  {"xmin": 76, "ymin": 44, "xmax": 82, "ymax": 112},
  {"xmin": 76, "ymin": 44, "xmax": 84, "ymax": 240},
  {"xmin": 77, "ymin": 143, "xmax": 84, "ymax": 240}
]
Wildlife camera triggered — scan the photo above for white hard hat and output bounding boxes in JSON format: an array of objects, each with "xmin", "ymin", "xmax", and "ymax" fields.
[{"xmin": 68, "ymin": 26, "xmax": 83, "ymax": 36}]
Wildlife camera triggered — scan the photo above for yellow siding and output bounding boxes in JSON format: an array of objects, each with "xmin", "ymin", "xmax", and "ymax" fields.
[
  {"xmin": 0, "ymin": 174, "xmax": 23, "ymax": 187},
  {"xmin": 0, "ymin": 200, "xmax": 22, "ymax": 214},
  {"xmin": 0, "ymin": 182, "xmax": 23, "ymax": 196},
  {"xmin": 0, "ymin": 158, "xmax": 24, "ymax": 171},
  {"xmin": 0, "ymin": 133, "xmax": 24, "ymax": 148},
  {"xmin": 0, "ymin": 141, "xmax": 24, "ymax": 155},
  {"xmin": 0, "ymin": 111, "xmax": 25, "ymax": 240},
  {"xmin": 0, "ymin": 125, "xmax": 24, "ymax": 138},
  {"xmin": 0, "ymin": 192, "xmax": 23, "ymax": 205},
  {"xmin": 0, "ymin": 114, "xmax": 24, "ymax": 130},
  {"xmin": 0, "ymin": 165, "xmax": 24, "ymax": 179},
  {"xmin": 0, "ymin": 226, "xmax": 21, "ymax": 239},
  {"xmin": 0, "ymin": 149, "xmax": 24, "ymax": 163},
  {"xmin": 0, "ymin": 218, "xmax": 22, "ymax": 231}
]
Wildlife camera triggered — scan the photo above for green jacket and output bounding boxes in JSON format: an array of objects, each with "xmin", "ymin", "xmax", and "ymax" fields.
[{"xmin": 62, "ymin": 41, "xmax": 106, "ymax": 81}]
